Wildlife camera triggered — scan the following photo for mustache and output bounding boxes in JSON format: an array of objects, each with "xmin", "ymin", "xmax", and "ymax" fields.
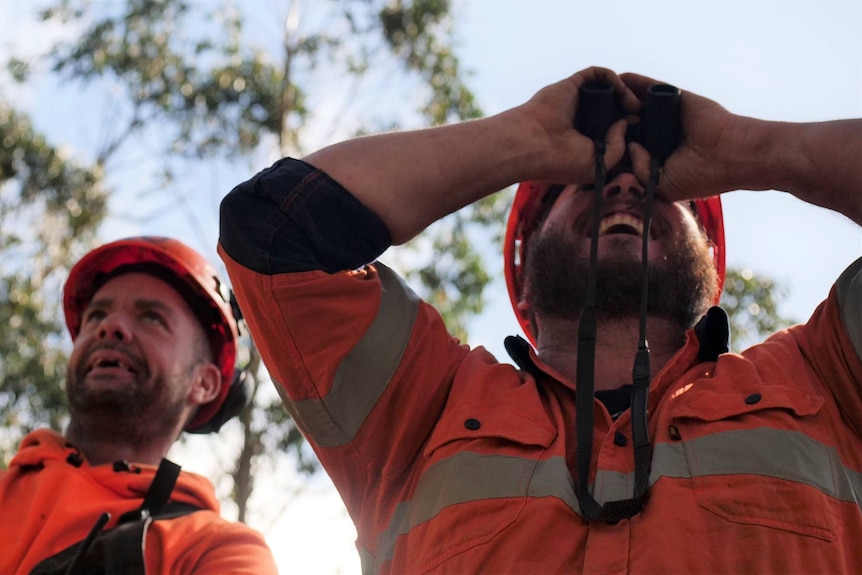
[{"xmin": 76, "ymin": 341, "xmax": 147, "ymax": 378}]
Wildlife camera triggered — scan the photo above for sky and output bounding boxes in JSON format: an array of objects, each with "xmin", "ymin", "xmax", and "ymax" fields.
[{"xmin": 2, "ymin": 1, "xmax": 861, "ymax": 573}]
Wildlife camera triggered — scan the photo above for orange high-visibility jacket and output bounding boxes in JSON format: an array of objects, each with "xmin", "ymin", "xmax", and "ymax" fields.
[
  {"xmin": 220, "ymin": 158, "xmax": 862, "ymax": 574},
  {"xmin": 0, "ymin": 429, "xmax": 278, "ymax": 575}
]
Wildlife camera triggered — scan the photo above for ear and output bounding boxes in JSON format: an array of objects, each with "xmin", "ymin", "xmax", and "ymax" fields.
[{"xmin": 188, "ymin": 363, "xmax": 222, "ymax": 406}]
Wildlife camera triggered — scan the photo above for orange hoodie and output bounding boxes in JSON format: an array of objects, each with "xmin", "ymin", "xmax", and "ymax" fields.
[{"xmin": 0, "ymin": 429, "xmax": 277, "ymax": 574}]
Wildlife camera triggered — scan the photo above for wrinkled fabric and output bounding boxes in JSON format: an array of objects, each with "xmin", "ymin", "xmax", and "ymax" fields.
[
  {"xmin": 0, "ymin": 429, "xmax": 277, "ymax": 575},
  {"xmin": 220, "ymin": 158, "xmax": 862, "ymax": 574}
]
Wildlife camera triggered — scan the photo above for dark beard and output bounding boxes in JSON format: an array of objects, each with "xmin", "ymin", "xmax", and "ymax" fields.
[
  {"xmin": 525, "ymin": 227, "xmax": 717, "ymax": 329},
  {"xmin": 65, "ymin": 350, "xmax": 188, "ymax": 443}
]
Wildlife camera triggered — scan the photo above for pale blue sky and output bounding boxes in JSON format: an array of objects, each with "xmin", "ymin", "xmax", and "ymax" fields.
[{"xmin": 2, "ymin": 1, "xmax": 860, "ymax": 573}]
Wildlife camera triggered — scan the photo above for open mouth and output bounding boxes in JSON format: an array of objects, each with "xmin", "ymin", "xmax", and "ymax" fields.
[
  {"xmin": 85, "ymin": 352, "xmax": 136, "ymax": 374},
  {"xmin": 597, "ymin": 213, "xmax": 651, "ymax": 239}
]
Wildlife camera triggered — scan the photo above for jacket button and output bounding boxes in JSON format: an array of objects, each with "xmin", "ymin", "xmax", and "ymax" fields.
[
  {"xmin": 745, "ymin": 393, "xmax": 762, "ymax": 405},
  {"xmin": 464, "ymin": 418, "xmax": 481, "ymax": 430},
  {"xmin": 613, "ymin": 431, "xmax": 627, "ymax": 447}
]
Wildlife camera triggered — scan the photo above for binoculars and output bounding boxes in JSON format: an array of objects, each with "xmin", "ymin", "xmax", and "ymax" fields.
[{"xmin": 574, "ymin": 81, "xmax": 682, "ymax": 164}]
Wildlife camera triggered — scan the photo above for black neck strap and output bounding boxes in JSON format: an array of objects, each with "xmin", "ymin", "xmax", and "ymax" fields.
[
  {"xmin": 574, "ymin": 147, "xmax": 658, "ymax": 523},
  {"xmin": 121, "ymin": 458, "xmax": 182, "ymax": 523}
]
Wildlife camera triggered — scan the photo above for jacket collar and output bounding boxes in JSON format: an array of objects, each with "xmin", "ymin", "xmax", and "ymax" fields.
[{"xmin": 505, "ymin": 306, "xmax": 730, "ymax": 381}]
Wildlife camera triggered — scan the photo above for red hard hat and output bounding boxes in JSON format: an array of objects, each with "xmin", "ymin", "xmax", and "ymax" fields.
[
  {"xmin": 504, "ymin": 182, "xmax": 726, "ymax": 345},
  {"xmin": 63, "ymin": 236, "xmax": 239, "ymax": 431}
]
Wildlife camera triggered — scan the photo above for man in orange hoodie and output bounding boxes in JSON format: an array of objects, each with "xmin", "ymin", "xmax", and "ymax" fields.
[{"xmin": 0, "ymin": 236, "xmax": 278, "ymax": 575}]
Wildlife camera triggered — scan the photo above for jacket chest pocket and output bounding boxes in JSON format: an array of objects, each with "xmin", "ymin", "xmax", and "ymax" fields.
[
  {"xmin": 391, "ymin": 385, "xmax": 559, "ymax": 572},
  {"xmin": 671, "ymin": 384, "xmax": 839, "ymax": 541},
  {"xmin": 424, "ymin": 384, "xmax": 557, "ymax": 461}
]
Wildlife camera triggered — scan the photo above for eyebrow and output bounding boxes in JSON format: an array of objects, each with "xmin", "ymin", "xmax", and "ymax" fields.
[{"xmin": 86, "ymin": 297, "xmax": 176, "ymax": 317}]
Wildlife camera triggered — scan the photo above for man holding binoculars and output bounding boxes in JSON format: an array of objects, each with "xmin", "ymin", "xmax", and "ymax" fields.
[{"xmin": 219, "ymin": 66, "xmax": 862, "ymax": 573}]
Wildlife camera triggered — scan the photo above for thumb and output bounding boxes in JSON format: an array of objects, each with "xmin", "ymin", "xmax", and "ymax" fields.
[
  {"xmin": 603, "ymin": 118, "xmax": 630, "ymax": 171},
  {"xmin": 627, "ymin": 141, "xmax": 652, "ymax": 188}
]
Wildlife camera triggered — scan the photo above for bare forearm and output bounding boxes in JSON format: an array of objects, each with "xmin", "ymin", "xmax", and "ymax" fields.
[
  {"xmin": 303, "ymin": 68, "xmax": 638, "ymax": 244},
  {"xmin": 753, "ymin": 119, "xmax": 862, "ymax": 225},
  {"xmin": 303, "ymin": 108, "xmax": 542, "ymax": 244}
]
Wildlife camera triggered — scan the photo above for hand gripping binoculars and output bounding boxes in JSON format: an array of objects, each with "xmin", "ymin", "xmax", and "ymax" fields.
[{"xmin": 574, "ymin": 81, "xmax": 682, "ymax": 164}]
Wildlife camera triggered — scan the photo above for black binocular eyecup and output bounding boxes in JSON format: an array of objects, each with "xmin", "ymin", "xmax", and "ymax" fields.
[
  {"xmin": 574, "ymin": 81, "xmax": 681, "ymax": 164},
  {"xmin": 575, "ymin": 81, "xmax": 619, "ymax": 141}
]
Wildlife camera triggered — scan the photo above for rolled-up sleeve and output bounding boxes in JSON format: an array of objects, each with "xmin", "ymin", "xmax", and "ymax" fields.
[{"xmin": 219, "ymin": 157, "xmax": 391, "ymax": 275}]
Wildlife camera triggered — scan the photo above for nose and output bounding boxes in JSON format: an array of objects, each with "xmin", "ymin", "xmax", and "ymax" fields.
[
  {"xmin": 602, "ymin": 172, "xmax": 644, "ymax": 202},
  {"xmin": 96, "ymin": 313, "xmax": 133, "ymax": 343}
]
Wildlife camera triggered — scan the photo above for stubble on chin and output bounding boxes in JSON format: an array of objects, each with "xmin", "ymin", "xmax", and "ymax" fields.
[{"xmin": 65, "ymin": 368, "xmax": 188, "ymax": 444}]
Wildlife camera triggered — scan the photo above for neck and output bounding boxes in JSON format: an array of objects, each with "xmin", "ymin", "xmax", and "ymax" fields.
[
  {"xmin": 64, "ymin": 417, "xmax": 180, "ymax": 466},
  {"xmin": 535, "ymin": 314, "xmax": 687, "ymax": 392}
]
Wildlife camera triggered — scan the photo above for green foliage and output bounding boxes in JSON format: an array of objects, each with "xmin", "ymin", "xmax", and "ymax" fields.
[
  {"xmin": 398, "ymin": 191, "xmax": 509, "ymax": 342},
  {"xmin": 379, "ymin": 0, "xmax": 480, "ymax": 124},
  {"xmin": 5, "ymin": 58, "xmax": 30, "ymax": 84},
  {"xmin": 0, "ymin": 104, "xmax": 105, "ymax": 232},
  {"xmin": 0, "ymin": 277, "xmax": 70, "ymax": 450},
  {"xmin": 42, "ymin": 0, "xmax": 297, "ymax": 158},
  {"xmin": 720, "ymin": 266, "xmax": 797, "ymax": 351},
  {"xmin": 0, "ymin": 102, "xmax": 106, "ymax": 463}
]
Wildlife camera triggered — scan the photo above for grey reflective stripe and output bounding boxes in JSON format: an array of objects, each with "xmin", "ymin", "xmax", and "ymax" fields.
[
  {"xmin": 673, "ymin": 428, "xmax": 837, "ymax": 491},
  {"xmin": 649, "ymin": 440, "xmax": 690, "ymax": 480},
  {"xmin": 285, "ymin": 264, "xmax": 420, "ymax": 447},
  {"xmin": 372, "ymin": 427, "xmax": 862, "ymax": 564},
  {"xmin": 612, "ymin": 428, "xmax": 861, "ymax": 504},
  {"xmin": 377, "ymin": 452, "xmax": 541, "ymax": 563},
  {"xmin": 836, "ymin": 257, "xmax": 862, "ymax": 362},
  {"xmin": 527, "ymin": 457, "xmax": 578, "ymax": 513},
  {"xmin": 685, "ymin": 427, "xmax": 862, "ymax": 502},
  {"xmin": 358, "ymin": 545, "xmax": 376, "ymax": 575}
]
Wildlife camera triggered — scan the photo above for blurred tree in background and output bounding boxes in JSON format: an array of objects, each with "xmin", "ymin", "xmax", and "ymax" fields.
[
  {"xmin": 721, "ymin": 267, "xmax": 796, "ymax": 351},
  {"xmin": 0, "ymin": 100, "xmax": 106, "ymax": 460}
]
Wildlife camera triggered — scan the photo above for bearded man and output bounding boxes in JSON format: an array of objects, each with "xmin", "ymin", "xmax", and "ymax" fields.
[{"xmin": 0, "ymin": 237, "xmax": 277, "ymax": 575}]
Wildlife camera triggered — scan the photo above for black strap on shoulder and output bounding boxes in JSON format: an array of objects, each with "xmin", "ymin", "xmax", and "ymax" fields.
[
  {"xmin": 118, "ymin": 458, "xmax": 181, "ymax": 523},
  {"xmin": 30, "ymin": 458, "xmax": 201, "ymax": 575},
  {"xmin": 30, "ymin": 515, "xmax": 144, "ymax": 575},
  {"xmin": 60, "ymin": 512, "xmax": 111, "ymax": 575}
]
